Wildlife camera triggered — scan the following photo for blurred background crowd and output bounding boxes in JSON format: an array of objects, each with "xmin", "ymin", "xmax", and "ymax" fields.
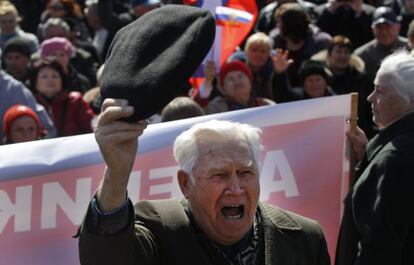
[{"xmin": 1, "ymin": 0, "xmax": 412, "ymax": 145}]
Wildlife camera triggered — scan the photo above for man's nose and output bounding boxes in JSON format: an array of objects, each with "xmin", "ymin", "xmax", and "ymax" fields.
[
  {"xmin": 224, "ymin": 174, "xmax": 244, "ymax": 196},
  {"xmin": 367, "ymin": 91, "xmax": 375, "ymax": 102}
]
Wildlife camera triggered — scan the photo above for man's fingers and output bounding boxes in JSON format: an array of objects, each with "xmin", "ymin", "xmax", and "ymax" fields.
[
  {"xmin": 96, "ymin": 121, "xmax": 147, "ymax": 136},
  {"xmin": 356, "ymin": 126, "xmax": 366, "ymax": 136},
  {"xmin": 101, "ymin": 98, "xmax": 129, "ymax": 112},
  {"xmin": 98, "ymin": 105, "xmax": 134, "ymax": 126},
  {"xmin": 96, "ymin": 122, "xmax": 148, "ymax": 148},
  {"xmin": 99, "ymin": 130, "xmax": 144, "ymax": 145}
]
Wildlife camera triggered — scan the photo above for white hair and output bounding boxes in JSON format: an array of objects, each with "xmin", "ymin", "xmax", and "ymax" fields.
[
  {"xmin": 173, "ymin": 120, "xmax": 262, "ymax": 179},
  {"xmin": 377, "ymin": 51, "xmax": 414, "ymax": 102},
  {"xmin": 43, "ymin": 18, "xmax": 70, "ymax": 37}
]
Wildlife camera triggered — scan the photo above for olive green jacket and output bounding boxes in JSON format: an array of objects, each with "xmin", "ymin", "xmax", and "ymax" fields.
[{"xmin": 79, "ymin": 200, "xmax": 330, "ymax": 265}]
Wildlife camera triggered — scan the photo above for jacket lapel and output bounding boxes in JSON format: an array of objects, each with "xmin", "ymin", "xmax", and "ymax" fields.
[{"xmin": 259, "ymin": 203, "xmax": 301, "ymax": 265}]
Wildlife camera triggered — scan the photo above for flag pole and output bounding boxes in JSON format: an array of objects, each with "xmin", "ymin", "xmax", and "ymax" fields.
[{"xmin": 349, "ymin": 92, "xmax": 359, "ymax": 188}]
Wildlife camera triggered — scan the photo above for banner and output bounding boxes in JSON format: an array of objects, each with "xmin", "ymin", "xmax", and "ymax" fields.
[{"xmin": 0, "ymin": 95, "xmax": 352, "ymax": 264}]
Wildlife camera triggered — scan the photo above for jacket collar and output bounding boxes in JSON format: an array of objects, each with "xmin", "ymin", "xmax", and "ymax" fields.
[{"xmin": 366, "ymin": 111, "xmax": 414, "ymax": 161}]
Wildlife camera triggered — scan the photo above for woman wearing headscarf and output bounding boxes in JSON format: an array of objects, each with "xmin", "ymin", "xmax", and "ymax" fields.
[{"xmin": 39, "ymin": 36, "xmax": 91, "ymax": 93}]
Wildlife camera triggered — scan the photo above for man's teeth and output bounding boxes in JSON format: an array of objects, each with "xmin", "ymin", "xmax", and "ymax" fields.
[{"xmin": 221, "ymin": 205, "xmax": 244, "ymax": 219}]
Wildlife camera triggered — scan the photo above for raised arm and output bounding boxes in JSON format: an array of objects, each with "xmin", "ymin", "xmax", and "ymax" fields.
[{"xmin": 95, "ymin": 98, "xmax": 147, "ymax": 212}]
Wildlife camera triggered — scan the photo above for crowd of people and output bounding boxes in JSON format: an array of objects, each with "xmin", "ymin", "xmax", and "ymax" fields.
[
  {"xmin": 1, "ymin": 0, "xmax": 414, "ymax": 144},
  {"xmin": 1, "ymin": 1, "xmax": 413, "ymax": 265}
]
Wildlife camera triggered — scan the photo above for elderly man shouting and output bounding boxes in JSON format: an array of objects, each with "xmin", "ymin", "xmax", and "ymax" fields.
[
  {"xmin": 78, "ymin": 4, "xmax": 330, "ymax": 265},
  {"xmin": 78, "ymin": 98, "xmax": 330, "ymax": 265}
]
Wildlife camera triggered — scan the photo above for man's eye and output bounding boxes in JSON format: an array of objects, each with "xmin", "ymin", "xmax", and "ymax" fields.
[
  {"xmin": 211, "ymin": 173, "xmax": 226, "ymax": 180},
  {"xmin": 239, "ymin": 170, "xmax": 254, "ymax": 177}
]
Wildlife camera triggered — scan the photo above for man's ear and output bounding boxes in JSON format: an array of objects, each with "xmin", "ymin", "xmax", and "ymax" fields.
[{"xmin": 177, "ymin": 169, "xmax": 192, "ymax": 198}]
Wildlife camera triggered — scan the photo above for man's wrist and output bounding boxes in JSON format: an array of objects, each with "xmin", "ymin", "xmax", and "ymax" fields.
[
  {"xmin": 89, "ymin": 195, "xmax": 131, "ymax": 236},
  {"xmin": 97, "ymin": 168, "xmax": 130, "ymax": 211},
  {"xmin": 92, "ymin": 196, "xmax": 129, "ymax": 216}
]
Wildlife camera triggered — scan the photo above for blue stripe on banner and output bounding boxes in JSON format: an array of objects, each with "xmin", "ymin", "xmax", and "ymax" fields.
[{"xmin": 215, "ymin": 14, "xmax": 251, "ymax": 24}]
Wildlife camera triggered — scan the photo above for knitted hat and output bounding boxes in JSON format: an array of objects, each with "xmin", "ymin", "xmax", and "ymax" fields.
[
  {"xmin": 40, "ymin": 37, "xmax": 74, "ymax": 58},
  {"xmin": 100, "ymin": 5, "xmax": 215, "ymax": 122},
  {"xmin": 3, "ymin": 105, "xmax": 42, "ymax": 138},
  {"xmin": 299, "ymin": 60, "xmax": 332, "ymax": 84},
  {"xmin": 131, "ymin": 0, "xmax": 160, "ymax": 8},
  {"xmin": 219, "ymin": 60, "xmax": 253, "ymax": 85},
  {"xmin": 3, "ymin": 37, "xmax": 31, "ymax": 58}
]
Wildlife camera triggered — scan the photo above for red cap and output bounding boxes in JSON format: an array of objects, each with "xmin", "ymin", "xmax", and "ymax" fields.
[
  {"xmin": 3, "ymin": 105, "xmax": 42, "ymax": 138},
  {"xmin": 219, "ymin": 60, "xmax": 253, "ymax": 85}
]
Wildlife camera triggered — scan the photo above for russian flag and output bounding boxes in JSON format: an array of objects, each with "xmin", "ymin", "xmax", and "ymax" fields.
[
  {"xmin": 215, "ymin": 6, "xmax": 254, "ymax": 27},
  {"xmin": 190, "ymin": 0, "xmax": 257, "ymax": 90}
]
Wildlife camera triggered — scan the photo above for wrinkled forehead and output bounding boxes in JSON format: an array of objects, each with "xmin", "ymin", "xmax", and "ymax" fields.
[{"xmin": 195, "ymin": 134, "xmax": 255, "ymax": 163}]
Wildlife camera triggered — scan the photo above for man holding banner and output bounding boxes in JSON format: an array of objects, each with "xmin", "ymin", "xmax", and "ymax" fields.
[{"xmin": 336, "ymin": 52, "xmax": 414, "ymax": 265}]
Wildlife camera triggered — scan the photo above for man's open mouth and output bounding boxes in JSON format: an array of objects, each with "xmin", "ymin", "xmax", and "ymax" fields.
[{"xmin": 221, "ymin": 205, "xmax": 245, "ymax": 219}]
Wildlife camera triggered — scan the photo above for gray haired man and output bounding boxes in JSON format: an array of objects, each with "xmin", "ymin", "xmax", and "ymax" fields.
[{"xmin": 78, "ymin": 97, "xmax": 331, "ymax": 265}]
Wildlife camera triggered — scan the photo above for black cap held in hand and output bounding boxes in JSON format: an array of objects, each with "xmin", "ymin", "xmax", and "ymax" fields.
[{"xmin": 100, "ymin": 4, "xmax": 216, "ymax": 122}]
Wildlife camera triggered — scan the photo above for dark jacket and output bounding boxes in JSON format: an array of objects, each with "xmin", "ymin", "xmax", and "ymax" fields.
[
  {"xmin": 66, "ymin": 65, "xmax": 92, "ymax": 94},
  {"xmin": 336, "ymin": 112, "xmax": 414, "ymax": 265},
  {"xmin": 250, "ymin": 59, "xmax": 277, "ymax": 100},
  {"xmin": 70, "ymin": 47, "xmax": 99, "ymax": 88},
  {"xmin": 255, "ymin": 1, "xmax": 317, "ymax": 34},
  {"xmin": 315, "ymin": 3, "xmax": 375, "ymax": 48},
  {"xmin": 79, "ymin": 199, "xmax": 330, "ymax": 265},
  {"xmin": 399, "ymin": 12, "xmax": 414, "ymax": 38}
]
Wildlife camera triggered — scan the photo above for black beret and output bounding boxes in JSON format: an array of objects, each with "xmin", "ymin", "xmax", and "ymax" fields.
[
  {"xmin": 3, "ymin": 37, "xmax": 31, "ymax": 58},
  {"xmin": 100, "ymin": 4, "xmax": 216, "ymax": 122}
]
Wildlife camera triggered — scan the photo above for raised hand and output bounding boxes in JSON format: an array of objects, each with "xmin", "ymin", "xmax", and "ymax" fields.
[
  {"xmin": 95, "ymin": 98, "xmax": 148, "ymax": 212},
  {"xmin": 204, "ymin": 60, "xmax": 217, "ymax": 84},
  {"xmin": 271, "ymin": 49, "xmax": 294, "ymax": 74}
]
